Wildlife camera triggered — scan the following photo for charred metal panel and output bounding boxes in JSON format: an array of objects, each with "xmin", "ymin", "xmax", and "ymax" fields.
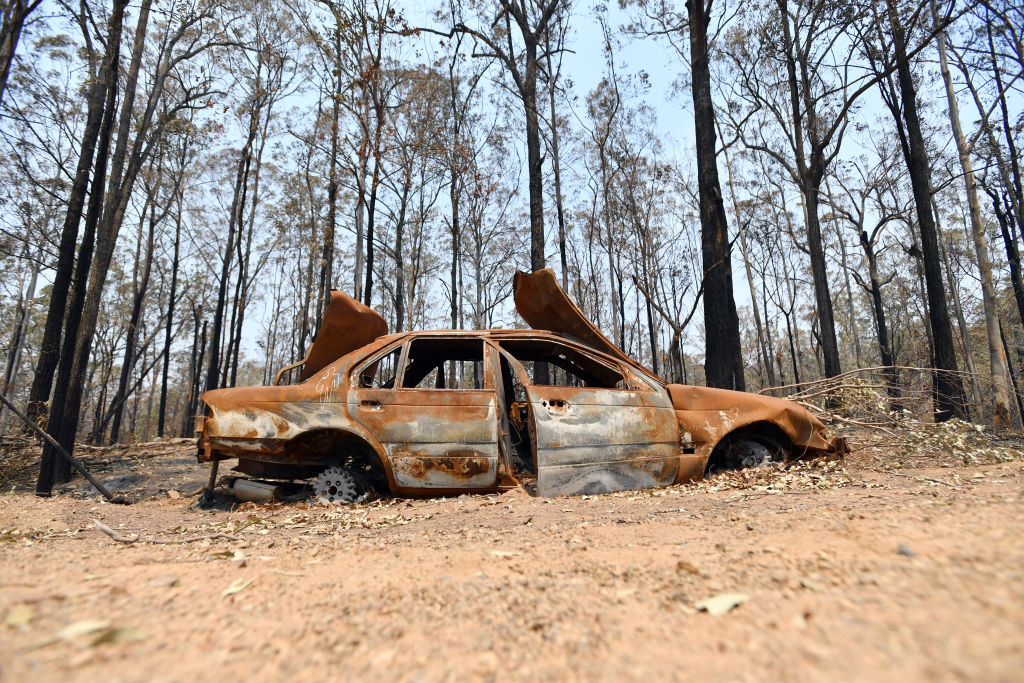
[
  {"xmin": 299, "ymin": 290, "xmax": 388, "ymax": 381},
  {"xmin": 391, "ymin": 451, "xmax": 495, "ymax": 488},
  {"xmin": 666, "ymin": 384, "xmax": 846, "ymax": 464},
  {"xmin": 348, "ymin": 388, "xmax": 500, "ymax": 490},
  {"xmin": 513, "ymin": 269, "xmax": 643, "ymax": 372},
  {"xmin": 198, "ymin": 385, "xmax": 372, "ymax": 465},
  {"xmin": 528, "ymin": 385, "xmax": 681, "ymax": 496}
]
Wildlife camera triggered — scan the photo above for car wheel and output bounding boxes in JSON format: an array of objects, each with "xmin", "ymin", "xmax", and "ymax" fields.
[
  {"xmin": 312, "ymin": 465, "xmax": 372, "ymax": 504},
  {"xmin": 721, "ymin": 437, "xmax": 784, "ymax": 470}
]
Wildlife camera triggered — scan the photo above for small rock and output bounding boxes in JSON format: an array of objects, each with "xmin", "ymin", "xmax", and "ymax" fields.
[
  {"xmin": 897, "ymin": 543, "xmax": 916, "ymax": 557},
  {"xmin": 676, "ymin": 560, "xmax": 700, "ymax": 575},
  {"xmin": 167, "ymin": 490, "xmax": 181, "ymax": 500},
  {"xmin": 695, "ymin": 592, "xmax": 749, "ymax": 616}
]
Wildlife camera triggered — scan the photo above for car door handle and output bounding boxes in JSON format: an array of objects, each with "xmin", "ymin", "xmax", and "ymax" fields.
[{"xmin": 360, "ymin": 399, "xmax": 382, "ymax": 409}]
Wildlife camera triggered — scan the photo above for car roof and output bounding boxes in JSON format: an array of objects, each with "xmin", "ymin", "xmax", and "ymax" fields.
[{"xmin": 364, "ymin": 329, "xmax": 663, "ymax": 384}]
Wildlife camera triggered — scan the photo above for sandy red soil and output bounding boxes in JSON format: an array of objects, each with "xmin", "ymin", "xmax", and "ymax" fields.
[{"xmin": 1, "ymin": 438, "xmax": 1023, "ymax": 681}]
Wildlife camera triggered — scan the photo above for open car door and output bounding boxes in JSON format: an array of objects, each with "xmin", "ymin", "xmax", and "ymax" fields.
[{"xmin": 498, "ymin": 338, "xmax": 681, "ymax": 496}]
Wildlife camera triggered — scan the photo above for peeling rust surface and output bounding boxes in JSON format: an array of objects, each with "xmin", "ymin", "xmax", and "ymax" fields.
[
  {"xmin": 667, "ymin": 383, "xmax": 845, "ymax": 462},
  {"xmin": 391, "ymin": 451, "xmax": 495, "ymax": 489},
  {"xmin": 528, "ymin": 384, "xmax": 681, "ymax": 497},
  {"xmin": 197, "ymin": 269, "xmax": 846, "ymax": 498}
]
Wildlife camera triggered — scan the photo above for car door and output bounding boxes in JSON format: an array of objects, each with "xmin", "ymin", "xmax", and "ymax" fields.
[
  {"xmin": 348, "ymin": 336, "xmax": 499, "ymax": 492},
  {"xmin": 499, "ymin": 338, "xmax": 681, "ymax": 496}
]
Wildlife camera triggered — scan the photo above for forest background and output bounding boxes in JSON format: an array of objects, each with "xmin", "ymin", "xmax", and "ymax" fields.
[{"xmin": 0, "ymin": 0, "xmax": 1022, "ymax": 491}]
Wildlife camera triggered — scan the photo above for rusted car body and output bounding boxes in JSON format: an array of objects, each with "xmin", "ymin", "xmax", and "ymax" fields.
[{"xmin": 196, "ymin": 269, "xmax": 844, "ymax": 498}]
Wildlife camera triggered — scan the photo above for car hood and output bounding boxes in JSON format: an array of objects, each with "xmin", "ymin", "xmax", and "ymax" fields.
[
  {"xmin": 299, "ymin": 289, "xmax": 388, "ymax": 381},
  {"xmin": 513, "ymin": 268, "xmax": 642, "ymax": 371}
]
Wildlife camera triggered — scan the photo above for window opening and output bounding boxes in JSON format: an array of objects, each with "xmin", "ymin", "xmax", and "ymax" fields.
[
  {"xmin": 358, "ymin": 346, "xmax": 402, "ymax": 389},
  {"xmin": 402, "ymin": 338, "xmax": 485, "ymax": 390},
  {"xmin": 499, "ymin": 339, "xmax": 626, "ymax": 389}
]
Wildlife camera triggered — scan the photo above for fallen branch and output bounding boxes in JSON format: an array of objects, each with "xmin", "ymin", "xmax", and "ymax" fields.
[
  {"xmin": 0, "ymin": 392, "xmax": 130, "ymax": 504},
  {"xmin": 804, "ymin": 408, "xmax": 899, "ymax": 437},
  {"xmin": 93, "ymin": 519, "xmax": 139, "ymax": 543},
  {"xmin": 93, "ymin": 519, "xmax": 240, "ymax": 545}
]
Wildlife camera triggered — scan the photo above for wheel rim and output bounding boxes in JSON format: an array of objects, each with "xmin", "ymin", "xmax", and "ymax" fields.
[{"xmin": 312, "ymin": 466, "xmax": 368, "ymax": 504}]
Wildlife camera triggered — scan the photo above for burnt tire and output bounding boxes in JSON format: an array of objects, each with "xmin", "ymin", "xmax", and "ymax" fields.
[
  {"xmin": 312, "ymin": 465, "xmax": 372, "ymax": 504},
  {"xmin": 720, "ymin": 436, "xmax": 785, "ymax": 470}
]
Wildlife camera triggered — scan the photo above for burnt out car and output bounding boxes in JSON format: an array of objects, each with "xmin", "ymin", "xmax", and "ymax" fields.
[{"xmin": 196, "ymin": 269, "xmax": 844, "ymax": 501}]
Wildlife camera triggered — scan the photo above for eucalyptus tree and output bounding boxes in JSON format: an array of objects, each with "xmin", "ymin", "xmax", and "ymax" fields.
[
  {"xmin": 27, "ymin": 0, "xmax": 128, "ymax": 436},
  {"xmin": 719, "ymin": 0, "xmax": 884, "ymax": 384},
  {"xmin": 0, "ymin": 0, "xmax": 42, "ymax": 107},
  {"xmin": 829, "ymin": 152, "xmax": 909, "ymax": 409},
  {"xmin": 205, "ymin": 0, "xmax": 299, "ymax": 398},
  {"xmin": 932, "ymin": 0, "xmax": 1015, "ymax": 424},
  {"xmin": 860, "ymin": 0, "xmax": 968, "ymax": 420},
  {"xmin": 946, "ymin": 1, "xmax": 1024, "ymax": 330},
  {"xmin": 623, "ymin": 0, "xmax": 745, "ymax": 389},
  {"xmin": 435, "ymin": 20, "xmax": 493, "ymax": 332},
  {"xmin": 39, "ymin": 0, "xmax": 235, "ymax": 492},
  {"xmin": 426, "ymin": 0, "xmax": 568, "ymax": 273}
]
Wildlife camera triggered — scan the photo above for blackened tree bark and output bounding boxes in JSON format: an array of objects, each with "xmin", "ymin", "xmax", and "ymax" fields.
[
  {"xmin": 687, "ymin": 0, "xmax": 744, "ymax": 390},
  {"xmin": 887, "ymin": 0, "xmax": 966, "ymax": 421},
  {"xmin": 108, "ymin": 179, "xmax": 162, "ymax": 443},
  {"xmin": 182, "ymin": 311, "xmax": 206, "ymax": 436},
  {"xmin": 206, "ymin": 126, "xmax": 256, "ymax": 396},
  {"xmin": 41, "ymin": 0, "xmax": 154, "ymax": 486},
  {"xmin": 775, "ymin": 0, "xmax": 840, "ymax": 381},
  {"xmin": 0, "ymin": 0, "xmax": 41, "ymax": 107},
  {"xmin": 35, "ymin": 0, "xmax": 128, "ymax": 494},
  {"xmin": 988, "ymin": 189, "xmax": 1024, "ymax": 328},
  {"xmin": 857, "ymin": 227, "xmax": 901, "ymax": 409},
  {"xmin": 158, "ymin": 168, "xmax": 184, "ymax": 436},
  {"xmin": 27, "ymin": 0, "xmax": 126, "ymax": 429}
]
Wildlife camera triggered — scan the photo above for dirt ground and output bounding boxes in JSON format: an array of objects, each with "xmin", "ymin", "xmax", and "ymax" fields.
[{"xmin": 1, "ymin": 433, "xmax": 1023, "ymax": 682}]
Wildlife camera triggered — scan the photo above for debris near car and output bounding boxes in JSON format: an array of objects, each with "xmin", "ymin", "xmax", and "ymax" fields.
[{"xmin": 196, "ymin": 269, "xmax": 845, "ymax": 502}]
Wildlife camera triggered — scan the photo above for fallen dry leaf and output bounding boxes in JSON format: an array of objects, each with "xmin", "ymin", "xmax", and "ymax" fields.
[
  {"xmin": 54, "ymin": 620, "xmax": 111, "ymax": 640},
  {"xmin": 222, "ymin": 578, "xmax": 253, "ymax": 597},
  {"xmin": 91, "ymin": 627, "xmax": 145, "ymax": 646},
  {"xmin": 800, "ymin": 578, "xmax": 825, "ymax": 593},
  {"xmin": 5, "ymin": 604, "xmax": 33, "ymax": 627}
]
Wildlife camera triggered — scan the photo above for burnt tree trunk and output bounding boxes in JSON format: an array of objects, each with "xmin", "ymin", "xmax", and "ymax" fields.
[
  {"xmin": 777, "ymin": 0, "xmax": 841, "ymax": 381},
  {"xmin": 859, "ymin": 232, "xmax": 901, "ymax": 410},
  {"xmin": 888, "ymin": 0, "xmax": 966, "ymax": 421},
  {"xmin": 27, "ymin": 0, "xmax": 125, "ymax": 428},
  {"xmin": 0, "ymin": 0, "xmax": 41, "ymax": 107},
  {"xmin": 108, "ymin": 192, "xmax": 160, "ymax": 443},
  {"xmin": 687, "ymin": 0, "xmax": 745, "ymax": 390},
  {"xmin": 523, "ymin": 37, "xmax": 545, "ymax": 272},
  {"xmin": 44, "ymin": 0, "xmax": 153, "ymax": 483},
  {"xmin": 35, "ymin": 0, "xmax": 128, "ymax": 494},
  {"xmin": 157, "ymin": 143, "xmax": 188, "ymax": 436}
]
